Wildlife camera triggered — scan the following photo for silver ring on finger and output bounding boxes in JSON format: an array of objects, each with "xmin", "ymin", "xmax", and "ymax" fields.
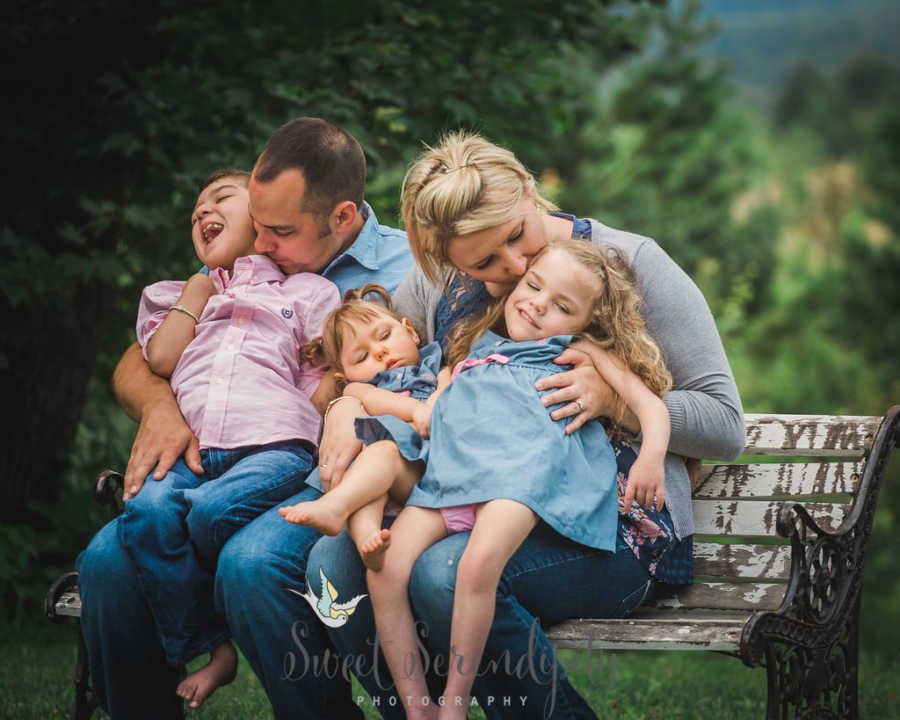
[
  {"xmin": 319, "ymin": 463, "xmax": 328, "ymax": 470},
  {"xmin": 575, "ymin": 398, "xmax": 585, "ymax": 412}
]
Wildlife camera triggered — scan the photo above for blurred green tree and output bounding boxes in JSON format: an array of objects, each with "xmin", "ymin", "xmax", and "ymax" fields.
[{"xmin": 0, "ymin": 0, "xmax": 661, "ymax": 519}]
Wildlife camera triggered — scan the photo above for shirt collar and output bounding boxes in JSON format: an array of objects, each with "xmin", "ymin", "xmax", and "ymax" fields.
[
  {"xmin": 323, "ymin": 202, "xmax": 380, "ymax": 274},
  {"xmin": 209, "ymin": 254, "xmax": 285, "ymax": 292}
]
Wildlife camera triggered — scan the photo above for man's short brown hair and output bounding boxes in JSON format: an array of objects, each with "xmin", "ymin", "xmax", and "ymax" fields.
[{"xmin": 253, "ymin": 117, "xmax": 366, "ymax": 218}]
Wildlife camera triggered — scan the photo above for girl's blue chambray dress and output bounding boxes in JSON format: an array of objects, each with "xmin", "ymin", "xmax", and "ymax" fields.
[{"xmin": 366, "ymin": 330, "xmax": 621, "ymax": 552}]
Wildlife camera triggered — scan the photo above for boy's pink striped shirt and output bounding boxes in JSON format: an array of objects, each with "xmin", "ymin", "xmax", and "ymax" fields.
[{"xmin": 136, "ymin": 255, "xmax": 340, "ymax": 450}]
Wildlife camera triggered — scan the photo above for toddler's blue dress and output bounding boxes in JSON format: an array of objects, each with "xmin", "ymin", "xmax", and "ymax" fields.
[
  {"xmin": 305, "ymin": 342, "xmax": 442, "ymax": 493},
  {"xmin": 397, "ymin": 331, "xmax": 619, "ymax": 552}
]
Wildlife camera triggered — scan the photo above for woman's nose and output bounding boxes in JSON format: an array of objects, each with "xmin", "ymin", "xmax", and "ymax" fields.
[{"xmin": 502, "ymin": 249, "xmax": 528, "ymax": 278}]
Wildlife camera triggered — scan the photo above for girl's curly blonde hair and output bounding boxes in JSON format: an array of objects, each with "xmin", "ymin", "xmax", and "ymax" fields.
[{"xmin": 446, "ymin": 239, "xmax": 672, "ymax": 428}]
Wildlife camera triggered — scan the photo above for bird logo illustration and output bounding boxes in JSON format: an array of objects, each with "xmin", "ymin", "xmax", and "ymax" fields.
[{"xmin": 289, "ymin": 567, "xmax": 367, "ymax": 627}]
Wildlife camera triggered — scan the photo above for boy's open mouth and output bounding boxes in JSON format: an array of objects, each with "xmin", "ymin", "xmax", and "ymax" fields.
[{"xmin": 201, "ymin": 222, "xmax": 224, "ymax": 242}]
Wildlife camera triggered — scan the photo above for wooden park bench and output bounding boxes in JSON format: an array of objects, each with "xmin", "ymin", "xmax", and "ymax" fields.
[{"xmin": 47, "ymin": 408, "xmax": 899, "ymax": 719}]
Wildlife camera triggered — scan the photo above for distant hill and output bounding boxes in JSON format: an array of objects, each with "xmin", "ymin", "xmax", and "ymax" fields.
[{"xmin": 684, "ymin": 0, "xmax": 900, "ymax": 109}]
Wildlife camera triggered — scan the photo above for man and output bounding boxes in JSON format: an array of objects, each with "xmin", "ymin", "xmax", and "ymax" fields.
[{"xmin": 77, "ymin": 117, "xmax": 413, "ymax": 719}]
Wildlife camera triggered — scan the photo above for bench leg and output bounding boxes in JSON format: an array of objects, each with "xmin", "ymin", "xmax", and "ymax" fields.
[
  {"xmin": 74, "ymin": 626, "xmax": 97, "ymax": 720},
  {"xmin": 72, "ymin": 621, "xmax": 186, "ymax": 720},
  {"xmin": 762, "ymin": 597, "xmax": 859, "ymax": 720}
]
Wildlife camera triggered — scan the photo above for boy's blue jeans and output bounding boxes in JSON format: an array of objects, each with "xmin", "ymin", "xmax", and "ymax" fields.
[
  {"xmin": 78, "ymin": 442, "xmax": 311, "ymax": 708},
  {"xmin": 116, "ymin": 441, "xmax": 313, "ymax": 665}
]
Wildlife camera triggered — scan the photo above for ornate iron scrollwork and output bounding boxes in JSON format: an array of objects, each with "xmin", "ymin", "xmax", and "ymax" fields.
[{"xmin": 740, "ymin": 407, "xmax": 899, "ymax": 719}]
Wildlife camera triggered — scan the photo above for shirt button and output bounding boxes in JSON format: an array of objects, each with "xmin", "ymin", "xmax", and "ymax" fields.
[
  {"xmin": 238, "ymin": 318, "xmax": 245, "ymax": 325},
  {"xmin": 216, "ymin": 377, "xmax": 224, "ymax": 384},
  {"xmin": 228, "ymin": 344, "xmax": 235, "ymax": 352},
  {"xmin": 252, "ymin": 275, "xmax": 259, "ymax": 282}
]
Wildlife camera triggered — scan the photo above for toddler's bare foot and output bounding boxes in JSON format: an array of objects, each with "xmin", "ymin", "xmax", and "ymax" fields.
[
  {"xmin": 279, "ymin": 500, "xmax": 345, "ymax": 536},
  {"xmin": 359, "ymin": 528, "xmax": 392, "ymax": 571},
  {"xmin": 176, "ymin": 641, "xmax": 237, "ymax": 709}
]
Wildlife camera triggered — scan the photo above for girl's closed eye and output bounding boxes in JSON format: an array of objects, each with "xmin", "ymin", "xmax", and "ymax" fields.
[{"xmin": 556, "ymin": 302, "xmax": 571, "ymax": 314}]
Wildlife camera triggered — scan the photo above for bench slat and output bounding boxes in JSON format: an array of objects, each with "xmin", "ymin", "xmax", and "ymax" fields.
[
  {"xmin": 547, "ymin": 616, "xmax": 747, "ymax": 652},
  {"xmin": 693, "ymin": 500, "xmax": 845, "ymax": 536},
  {"xmin": 694, "ymin": 461, "xmax": 862, "ymax": 499},
  {"xmin": 651, "ymin": 582, "xmax": 785, "ymax": 611},
  {"xmin": 693, "ymin": 542, "xmax": 790, "ymax": 580},
  {"xmin": 54, "ymin": 591, "xmax": 81, "ymax": 617},
  {"xmin": 743, "ymin": 414, "xmax": 879, "ymax": 456}
]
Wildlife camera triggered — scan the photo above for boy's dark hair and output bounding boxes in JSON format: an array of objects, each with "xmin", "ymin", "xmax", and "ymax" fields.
[
  {"xmin": 253, "ymin": 117, "xmax": 366, "ymax": 218},
  {"xmin": 199, "ymin": 168, "xmax": 251, "ymax": 193}
]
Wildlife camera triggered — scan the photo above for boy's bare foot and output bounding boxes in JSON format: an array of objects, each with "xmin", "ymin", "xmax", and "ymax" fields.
[
  {"xmin": 359, "ymin": 528, "xmax": 392, "ymax": 571},
  {"xmin": 279, "ymin": 500, "xmax": 345, "ymax": 536},
  {"xmin": 176, "ymin": 640, "xmax": 237, "ymax": 709}
]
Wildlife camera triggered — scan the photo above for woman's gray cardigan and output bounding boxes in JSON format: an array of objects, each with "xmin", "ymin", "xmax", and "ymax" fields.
[{"xmin": 391, "ymin": 219, "xmax": 745, "ymax": 539}]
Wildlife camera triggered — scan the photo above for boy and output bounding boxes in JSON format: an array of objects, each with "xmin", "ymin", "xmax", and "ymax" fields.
[{"xmin": 121, "ymin": 168, "xmax": 339, "ymax": 707}]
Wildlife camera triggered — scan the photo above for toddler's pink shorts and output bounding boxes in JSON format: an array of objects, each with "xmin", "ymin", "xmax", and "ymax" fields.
[{"xmin": 439, "ymin": 503, "xmax": 481, "ymax": 533}]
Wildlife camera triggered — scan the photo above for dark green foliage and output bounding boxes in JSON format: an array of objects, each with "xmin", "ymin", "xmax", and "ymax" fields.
[{"xmin": 0, "ymin": 0, "xmax": 652, "ymax": 520}]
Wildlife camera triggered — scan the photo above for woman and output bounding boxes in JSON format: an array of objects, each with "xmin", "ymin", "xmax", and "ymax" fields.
[{"xmin": 308, "ymin": 132, "xmax": 744, "ymax": 719}]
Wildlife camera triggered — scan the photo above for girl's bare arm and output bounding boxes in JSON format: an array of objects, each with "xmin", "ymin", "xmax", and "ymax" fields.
[
  {"xmin": 569, "ymin": 340, "xmax": 670, "ymax": 510},
  {"xmin": 343, "ymin": 382, "xmax": 427, "ymax": 422}
]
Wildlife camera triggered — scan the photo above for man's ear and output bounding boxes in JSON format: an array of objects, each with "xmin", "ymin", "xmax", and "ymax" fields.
[
  {"xmin": 329, "ymin": 201, "xmax": 359, "ymax": 234},
  {"xmin": 401, "ymin": 317, "xmax": 420, "ymax": 346}
]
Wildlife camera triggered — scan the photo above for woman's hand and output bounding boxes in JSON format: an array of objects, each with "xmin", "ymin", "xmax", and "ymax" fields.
[
  {"xmin": 534, "ymin": 346, "xmax": 614, "ymax": 434},
  {"xmin": 623, "ymin": 453, "xmax": 666, "ymax": 513},
  {"xmin": 317, "ymin": 397, "xmax": 365, "ymax": 491}
]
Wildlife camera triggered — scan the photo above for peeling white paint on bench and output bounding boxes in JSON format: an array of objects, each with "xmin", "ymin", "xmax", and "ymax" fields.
[
  {"xmin": 742, "ymin": 414, "xmax": 878, "ymax": 456},
  {"xmin": 694, "ymin": 461, "xmax": 863, "ymax": 499},
  {"xmin": 547, "ymin": 616, "xmax": 746, "ymax": 652},
  {"xmin": 693, "ymin": 543, "xmax": 791, "ymax": 580},
  {"xmin": 692, "ymin": 499, "xmax": 845, "ymax": 536}
]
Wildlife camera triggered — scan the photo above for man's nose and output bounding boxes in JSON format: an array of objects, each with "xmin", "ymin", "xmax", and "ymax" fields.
[{"xmin": 254, "ymin": 227, "xmax": 274, "ymax": 253}]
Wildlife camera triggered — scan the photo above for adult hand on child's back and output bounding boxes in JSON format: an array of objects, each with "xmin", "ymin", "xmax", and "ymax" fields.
[
  {"xmin": 122, "ymin": 398, "xmax": 202, "ymax": 501},
  {"xmin": 534, "ymin": 345, "xmax": 610, "ymax": 433}
]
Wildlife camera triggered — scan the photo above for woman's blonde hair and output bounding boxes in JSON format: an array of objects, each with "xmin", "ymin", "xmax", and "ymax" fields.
[
  {"xmin": 446, "ymin": 239, "xmax": 672, "ymax": 427},
  {"xmin": 401, "ymin": 130, "xmax": 558, "ymax": 285},
  {"xmin": 300, "ymin": 283, "xmax": 402, "ymax": 377}
]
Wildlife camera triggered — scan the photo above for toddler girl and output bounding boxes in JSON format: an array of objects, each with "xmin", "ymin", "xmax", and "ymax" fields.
[
  {"xmin": 280, "ymin": 284, "xmax": 451, "ymax": 571},
  {"xmin": 365, "ymin": 238, "xmax": 672, "ymax": 719},
  {"xmin": 122, "ymin": 168, "xmax": 339, "ymax": 708}
]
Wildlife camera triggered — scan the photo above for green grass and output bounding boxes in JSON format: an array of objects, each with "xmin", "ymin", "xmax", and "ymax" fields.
[{"xmin": 3, "ymin": 623, "xmax": 899, "ymax": 719}]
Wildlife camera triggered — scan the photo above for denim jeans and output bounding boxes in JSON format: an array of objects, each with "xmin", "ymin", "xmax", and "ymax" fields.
[
  {"xmin": 117, "ymin": 442, "xmax": 313, "ymax": 664},
  {"xmin": 307, "ymin": 520, "xmax": 654, "ymax": 719},
  {"xmin": 77, "ymin": 444, "xmax": 313, "ymax": 717},
  {"xmin": 213, "ymin": 485, "xmax": 365, "ymax": 720}
]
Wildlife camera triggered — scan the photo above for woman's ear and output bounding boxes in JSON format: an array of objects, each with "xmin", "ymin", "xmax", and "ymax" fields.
[
  {"xmin": 401, "ymin": 317, "xmax": 420, "ymax": 345},
  {"xmin": 334, "ymin": 371, "xmax": 347, "ymax": 384}
]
